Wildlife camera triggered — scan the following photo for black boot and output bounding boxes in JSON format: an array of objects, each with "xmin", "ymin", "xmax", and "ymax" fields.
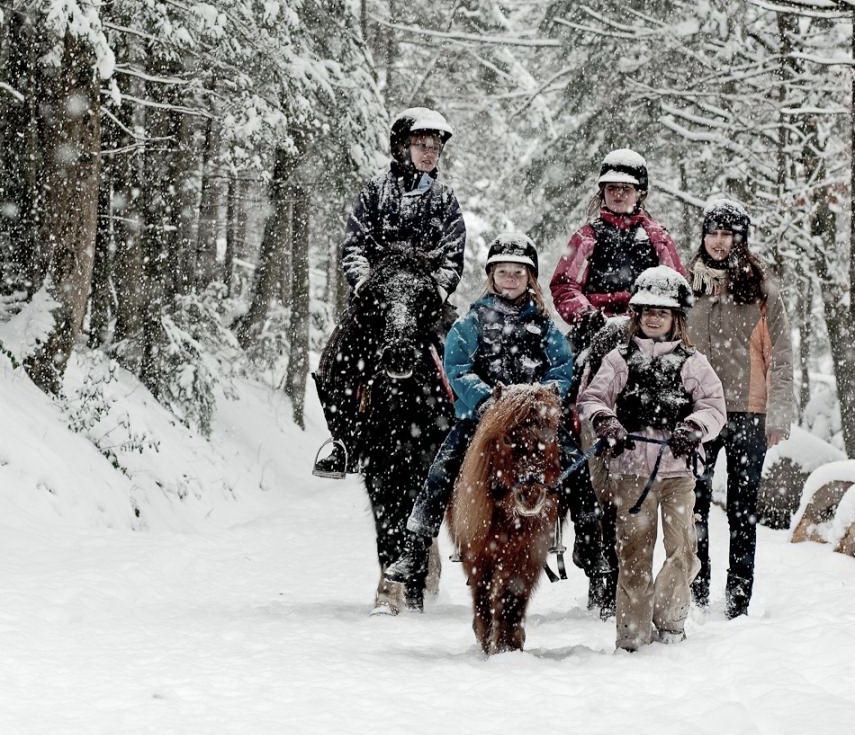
[
  {"xmin": 384, "ymin": 533, "xmax": 431, "ymax": 584},
  {"xmin": 404, "ymin": 582, "xmax": 425, "ymax": 613},
  {"xmin": 725, "ymin": 572, "xmax": 753, "ymax": 619},
  {"xmin": 312, "ymin": 441, "xmax": 350, "ymax": 479},
  {"xmin": 598, "ymin": 570, "xmax": 617, "ymax": 621},
  {"xmin": 587, "ymin": 573, "xmax": 609, "ymax": 611},
  {"xmin": 692, "ymin": 575, "xmax": 710, "ymax": 608}
]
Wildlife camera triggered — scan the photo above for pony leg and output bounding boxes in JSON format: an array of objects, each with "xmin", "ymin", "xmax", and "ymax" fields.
[
  {"xmin": 491, "ymin": 584, "xmax": 529, "ymax": 653},
  {"xmin": 471, "ymin": 574, "xmax": 494, "ymax": 654}
]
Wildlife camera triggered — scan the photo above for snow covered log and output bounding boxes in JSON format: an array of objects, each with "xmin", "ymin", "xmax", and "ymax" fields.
[{"xmin": 757, "ymin": 427, "xmax": 843, "ymax": 529}]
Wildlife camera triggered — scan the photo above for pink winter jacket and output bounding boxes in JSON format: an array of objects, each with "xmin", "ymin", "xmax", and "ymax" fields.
[
  {"xmin": 550, "ymin": 209, "xmax": 686, "ymax": 327},
  {"xmin": 577, "ymin": 337, "xmax": 726, "ymax": 479}
]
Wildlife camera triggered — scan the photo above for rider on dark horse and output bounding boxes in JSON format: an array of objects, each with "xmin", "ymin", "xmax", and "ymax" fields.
[{"xmin": 312, "ymin": 107, "xmax": 466, "ymax": 478}]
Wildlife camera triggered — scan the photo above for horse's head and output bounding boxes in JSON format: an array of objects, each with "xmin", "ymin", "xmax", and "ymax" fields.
[
  {"xmin": 355, "ymin": 246, "xmax": 443, "ymax": 379},
  {"xmin": 482, "ymin": 384, "xmax": 563, "ymax": 518}
]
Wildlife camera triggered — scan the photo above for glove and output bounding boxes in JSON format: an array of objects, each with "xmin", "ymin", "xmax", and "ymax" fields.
[
  {"xmin": 351, "ymin": 275, "xmax": 371, "ymax": 308},
  {"xmin": 669, "ymin": 421, "xmax": 703, "ymax": 459},
  {"xmin": 574, "ymin": 309, "xmax": 607, "ymax": 351},
  {"xmin": 593, "ymin": 414, "xmax": 633, "ymax": 457},
  {"xmin": 476, "ymin": 396, "xmax": 495, "ymax": 418}
]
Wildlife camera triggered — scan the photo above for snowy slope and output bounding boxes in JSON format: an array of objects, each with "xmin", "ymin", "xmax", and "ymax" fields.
[{"xmin": 0, "ymin": 355, "xmax": 854, "ymax": 734}]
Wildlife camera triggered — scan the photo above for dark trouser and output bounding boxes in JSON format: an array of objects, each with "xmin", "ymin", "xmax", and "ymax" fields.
[
  {"xmin": 559, "ymin": 432, "xmax": 609, "ymax": 579},
  {"xmin": 312, "ymin": 308, "xmax": 368, "ymax": 456},
  {"xmin": 407, "ymin": 419, "xmax": 478, "ymax": 537},
  {"xmin": 692, "ymin": 412, "xmax": 767, "ymax": 607},
  {"xmin": 407, "ymin": 420, "xmax": 605, "ymax": 576}
]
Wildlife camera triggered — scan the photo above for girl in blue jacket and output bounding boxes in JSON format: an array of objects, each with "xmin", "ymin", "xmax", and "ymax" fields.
[{"xmin": 384, "ymin": 233, "xmax": 577, "ymax": 586}]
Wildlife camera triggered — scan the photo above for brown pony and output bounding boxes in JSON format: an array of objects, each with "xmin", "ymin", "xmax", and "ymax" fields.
[{"xmin": 447, "ymin": 384, "xmax": 563, "ymax": 654}]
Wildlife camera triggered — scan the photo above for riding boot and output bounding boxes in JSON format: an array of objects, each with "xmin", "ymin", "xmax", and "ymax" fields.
[
  {"xmin": 312, "ymin": 441, "xmax": 350, "ymax": 479},
  {"xmin": 404, "ymin": 581, "xmax": 425, "ymax": 613},
  {"xmin": 725, "ymin": 571, "xmax": 753, "ymax": 619},
  {"xmin": 384, "ymin": 532, "xmax": 431, "ymax": 584},
  {"xmin": 587, "ymin": 571, "xmax": 609, "ymax": 611},
  {"xmin": 599, "ymin": 569, "xmax": 617, "ymax": 621},
  {"xmin": 691, "ymin": 575, "xmax": 710, "ymax": 609}
]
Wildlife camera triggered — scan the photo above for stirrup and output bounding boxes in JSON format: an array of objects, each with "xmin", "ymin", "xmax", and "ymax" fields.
[
  {"xmin": 544, "ymin": 519, "xmax": 568, "ymax": 583},
  {"xmin": 548, "ymin": 517, "xmax": 566, "ymax": 555},
  {"xmin": 312, "ymin": 438, "xmax": 349, "ymax": 479}
]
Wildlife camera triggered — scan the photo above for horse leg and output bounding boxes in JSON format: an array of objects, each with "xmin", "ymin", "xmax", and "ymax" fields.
[
  {"xmin": 424, "ymin": 540, "xmax": 441, "ymax": 596},
  {"xmin": 372, "ymin": 571, "xmax": 402, "ymax": 616},
  {"xmin": 364, "ymin": 474, "xmax": 407, "ymax": 616},
  {"xmin": 492, "ymin": 582, "xmax": 529, "ymax": 653},
  {"xmin": 471, "ymin": 570, "xmax": 494, "ymax": 654}
]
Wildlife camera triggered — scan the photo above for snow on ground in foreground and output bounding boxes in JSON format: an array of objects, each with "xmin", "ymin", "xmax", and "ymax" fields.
[{"xmin": 0, "ymin": 361, "xmax": 854, "ymax": 734}]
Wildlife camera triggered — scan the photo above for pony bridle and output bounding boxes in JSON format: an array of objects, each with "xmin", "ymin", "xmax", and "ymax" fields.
[{"xmin": 511, "ymin": 469, "xmax": 554, "ymax": 518}]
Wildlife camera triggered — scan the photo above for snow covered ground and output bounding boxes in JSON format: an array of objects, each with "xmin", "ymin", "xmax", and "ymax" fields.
[{"xmin": 1, "ymin": 355, "xmax": 854, "ymax": 734}]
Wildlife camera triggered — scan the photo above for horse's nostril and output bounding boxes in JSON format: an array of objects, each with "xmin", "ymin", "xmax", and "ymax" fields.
[{"xmin": 381, "ymin": 344, "xmax": 417, "ymax": 379}]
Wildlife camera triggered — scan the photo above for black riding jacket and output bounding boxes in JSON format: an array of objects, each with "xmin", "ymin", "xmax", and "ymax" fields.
[{"xmin": 341, "ymin": 161, "xmax": 466, "ymax": 297}]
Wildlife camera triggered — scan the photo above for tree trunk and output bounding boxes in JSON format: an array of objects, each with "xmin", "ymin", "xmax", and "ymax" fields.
[
  {"xmin": 285, "ymin": 185, "xmax": 311, "ymax": 429},
  {"xmin": 195, "ymin": 110, "xmax": 220, "ymax": 289},
  {"xmin": 139, "ymin": 55, "xmax": 183, "ymax": 394},
  {"xmin": 798, "ymin": 276, "xmax": 812, "ymax": 421},
  {"xmin": 280, "ymin": 196, "xmax": 293, "ymax": 305},
  {"xmin": 383, "ymin": 0, "xmax": 399, "ymax": 109},
  {"xmin": 25, "ymin": 34, "xmax": 100, "ymax": 394},
  {"xmin": 88, "ymin": 115, "xmax": 115, "ymax": 348},
  {"xmin": 224, "ymin": 172, "xmax": 238, "ymax": 295},
  {"xmin": 172, "ymin": 112, "xmax": 199, "ymax": 299},
  {"xmin": 235, "ymin": 148, "xmax": 294, "ymax": 347},
  {"xmin": 112, "ymin": 104, "xmax": 145, "ymax": 347},
  {"xmin": 0, "ymin": 11, "xmax": 45, "ymax": 293},
  {"xmin": 810, "ymin": 181, "xmax": 855, "ymax": 454}
]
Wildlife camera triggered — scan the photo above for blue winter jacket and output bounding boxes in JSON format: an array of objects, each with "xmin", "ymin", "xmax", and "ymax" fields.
[{"xmin": 444, "ymin": 293, "xmax": 574, "ymax": 419}]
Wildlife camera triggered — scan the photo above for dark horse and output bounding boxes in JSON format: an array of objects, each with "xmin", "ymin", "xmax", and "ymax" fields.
[
  {"xmin": 342, "ymin": 246, "xmax": 455, "ymax": 613},
  {"xmin": 447, "ymin": 384, "xmax": 563, "ymax": 654}
]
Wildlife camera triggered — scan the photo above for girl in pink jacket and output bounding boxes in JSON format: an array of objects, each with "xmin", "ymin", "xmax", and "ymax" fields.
[
  {"xmin": 549, "ymin": 149, "xmax": 686, "ymax": 352},
  {"xmin": 578, "ymin": 267, "xmax": 726, "ymax": 652}
]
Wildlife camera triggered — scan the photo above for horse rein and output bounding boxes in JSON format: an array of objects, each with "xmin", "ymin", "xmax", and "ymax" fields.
[
  {"xmin": 544, "ymin": 433, "xmax": 705, "ymax": 583},
  {"xmin": 623, "ymin": 433, "xmax": 706, "ymax": 515}
]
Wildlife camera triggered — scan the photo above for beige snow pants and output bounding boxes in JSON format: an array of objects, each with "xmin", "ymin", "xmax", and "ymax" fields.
[{"xmin": 611, "ymin": 475, "xmax": 701, "ymax": 651}]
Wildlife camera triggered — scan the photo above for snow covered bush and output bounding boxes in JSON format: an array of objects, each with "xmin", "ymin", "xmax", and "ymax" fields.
[
  {"xmin": 60, "ymin": 351, "xmax": 159, "ymax": 472},
  {"xmin": 152, "ymin": 285, "xmax": 243, "ymax": 437},
  {"xmin": 240, "ymin": 302, "xmax": 290, "ymax": 388}
]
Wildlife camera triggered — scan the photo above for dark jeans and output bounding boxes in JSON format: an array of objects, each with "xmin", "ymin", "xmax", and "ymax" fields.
[
  {"xmin": 408, "ymin": 419, "xmax": 603, "ymax": 574},
  {"xmin": 312, "ymin": 308, "xmax": 368, "ymax": 454},
  {"xmin": 692, "ymin": 412, "xmax": 767, "ymax": 605},
  {"xmin": 408, "ymin": 419, "xmax": 478, "ymax": 536}
]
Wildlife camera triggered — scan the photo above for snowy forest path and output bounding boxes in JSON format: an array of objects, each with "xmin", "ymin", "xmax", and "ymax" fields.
[{"xmin": 1, "ymin": 470, "xmax": 854, "ymax": 733}]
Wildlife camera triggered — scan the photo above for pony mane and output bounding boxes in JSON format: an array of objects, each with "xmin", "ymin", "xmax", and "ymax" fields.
[
  {"xmin": 370, "ymin": 244, "xmax": 434, "ymax": 281},
  {"xmin": 451, "ymin": 384, "xmax": 562, "ymax": 550}
]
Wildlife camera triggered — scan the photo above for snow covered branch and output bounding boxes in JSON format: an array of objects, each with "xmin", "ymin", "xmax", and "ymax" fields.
[
  {"xmin": 0, "ymin": 80, "xmax": 24, "ymax": 102},
  {"xmin": 369, "ymin": 15, "xmax": 562, "ymax": 48}
]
